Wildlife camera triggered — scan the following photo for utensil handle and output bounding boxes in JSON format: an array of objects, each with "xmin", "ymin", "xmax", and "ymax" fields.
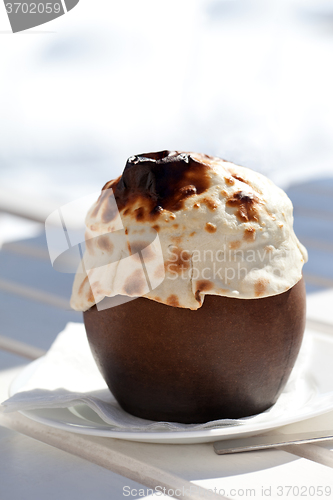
[{"xmin": 214, "ymin": 431, "xmax": 333, "ymax": 454}]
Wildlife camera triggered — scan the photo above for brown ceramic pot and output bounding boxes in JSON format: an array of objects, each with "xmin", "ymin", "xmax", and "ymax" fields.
[{"xmin": 83, "ymin": 277, "xmax": 306, "ymax": 423}]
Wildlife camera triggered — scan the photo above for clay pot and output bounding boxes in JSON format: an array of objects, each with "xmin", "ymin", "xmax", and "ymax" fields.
[{"xmin": 83, "ymin": 278, "xmax": 306, "ymax": 423}]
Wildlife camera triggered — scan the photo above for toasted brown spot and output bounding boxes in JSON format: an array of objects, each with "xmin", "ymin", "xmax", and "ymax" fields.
[
  {"xmin": 134, "ymin": 207, "xmax": 145, "ymax": 221},
  {"xmin": 87, "ymin": 288, "xmax": 95, "ymax": 303},
  {"xmin": 87, "ymin": 280, "xmax": 101, "ymax": 303},
  {"xmin": 225, "ymin": 176, "xmax": 235, "ymax": 186},
  {"xmin": 254, "ymin": 279, "xmax": 269, "ymax": 297},
  {"xmin": 152, "ymin": 224, "xmax": 160, "ymax": 232},
  {"xmin": 170, "ymin": 213, "xmax": 176, "ymax": 220},
  {"xmin": 154, "ymin": 264, "xmax": 165, "ymax": 280},
  {"xmin": 229, "ymin": 240, "xmax": 241, "ymax": 250},
  {"xmin": 205, "ymin": 222, "xmax": 217, "ymax": 233},
  {"xmin": 202, "ymin": 197, "xmax": 219, "ymax": 211},
  {"xmin": 166, "ymin": 294, "xmax": 180, "ymax": 307},
  {"xmin": 99, "ymin": 152, "xmax": 213, "ymax": 223},
  {"xmin": 226, "ymin": 191, "xmax": 259, "ymax": 222},
  {"xmin": 232, "ymin": 174, "xmax": 246, "ymax": 184},
  {"xmin": 128, "ymin": 241, "xmax": 155, "ymax": 261},
  {"xmin": 171, "ymin": 235, "xmax": 182, "ymax": 244},
  {"xmin": 85, "ymin": 236, "xmax": 95, "ymax": 254},
  {"xmin": 79, "ymin": 276, "xmax": 89, "ymax": 295},
  {"xmin": 190, "ymin": 231, "xmax": 196, "ymax": 237},
  {"xmin": 177, "ymin": 185, "xmax": 197, "ymax": 201},
  {"xmin": 229, "ymin": 172, "xmax": 263, "ymax": 195},
  {"xmin": 91, "ymin": 281, "xmax": 103, "ymax": 296},
  {"xmin": 195, "ymin": 281, "xmax": 213, "ymax": 303},
  {"xmin": 196, "ymin": 280, "xmax": 213, "ymax": 292},
  {"xmin": 244, "ymin": 227, "xmax": 256, "ymax": 241},
  {"xmin": 123, "ymin": 269, "xmax": 147, "ymax": 296},
  {"xmin": 193, "ymin": 203, "xmax": 200, "ymax": 209},
  {"xmin": 279, "ymin": 223, "xmax": 283, "ymax": 228},
  {"xmin": 220, "ymin": 189, "xmax": 228, "ymax": 197},
  {"xmin": 125, "ymin": 228, "xmax": 128, "ymax": 235},
  {"xmin": 97, "ymin": 235, "xmax": 114, "ymax": 253},
  {"xmin": 91, "ymin": 176, "xmax": 121, "ymax": 221},
  {"xmin": 124, "ymin": 208, "xmax": 130, "ymax": 216},
  {"xmin": 150, "ymin": 205, "xmax": 164, "ymax": 218},
  {"xmin": 101, "ymin": 193, "xmax": 122, "ymax": 224},
  {"xmin": 173, "ymin": 224, "xmax": 179, "ymax": 229},
  {"xmin": 194, "ymin": 280, "xmax": 213, "ymax": 303},
  {"xmin": 165, "ymin": 247, "xmax": 191, "ymax": 274},
  {"xmin": 102, "ymin": 178, "xmax": 118, "ymax": 191}
]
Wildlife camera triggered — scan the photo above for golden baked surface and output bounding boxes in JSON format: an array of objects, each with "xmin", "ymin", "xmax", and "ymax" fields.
[{"xmin": 70, "ymin": 151, "xmax": 307, "ymax": 311}]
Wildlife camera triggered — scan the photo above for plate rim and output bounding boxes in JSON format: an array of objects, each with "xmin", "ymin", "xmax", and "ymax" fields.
[{"xmin": 8, "ymin": 330, "xmax": 333, "ymax": 443}]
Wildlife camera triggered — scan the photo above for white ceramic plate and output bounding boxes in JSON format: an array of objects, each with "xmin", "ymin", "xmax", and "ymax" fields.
[{"xmin": 9, "ymin": 330, "xmax": 333, "ymax": 444}]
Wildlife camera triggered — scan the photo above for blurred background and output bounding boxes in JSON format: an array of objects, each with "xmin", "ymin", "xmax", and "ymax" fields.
[
  {"xmin": 0, "ymin": 0, "xmax": 332, "ymax": 358},
  {"xmin": 0, "ymin": 0, "xmax": 333, "ymax": 197}
]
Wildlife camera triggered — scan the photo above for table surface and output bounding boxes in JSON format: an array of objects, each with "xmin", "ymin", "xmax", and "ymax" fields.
[{"xmin": 1, "ymin": 177, "xmax": 333, "ymax": 500}]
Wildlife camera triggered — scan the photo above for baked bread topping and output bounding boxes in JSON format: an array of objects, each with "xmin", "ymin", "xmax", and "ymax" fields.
[{"xmin": 70, "ymin": 151, "xmax": 308, "ymax": 311}]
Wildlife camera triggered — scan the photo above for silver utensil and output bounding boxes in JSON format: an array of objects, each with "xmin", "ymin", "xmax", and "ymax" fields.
[{"xmin": 214, "ymin": 430, "xmax": 333, "ymax": 455}]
